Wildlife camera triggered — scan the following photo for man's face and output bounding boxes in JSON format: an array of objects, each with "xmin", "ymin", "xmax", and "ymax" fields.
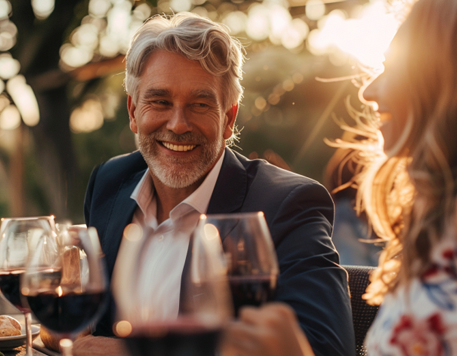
[{"xmin": 128, "ymin": 50, "xmax": 237, "ymax": 189}]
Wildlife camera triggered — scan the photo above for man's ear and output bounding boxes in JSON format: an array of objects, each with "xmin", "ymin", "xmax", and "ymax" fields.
[
  {"xmin": 223, "ymin": 103, "xmax": 239, "ymax": 140},
  {"xmin": 127, "ymin": 95, "xmax": 138, "ymax": 134}
]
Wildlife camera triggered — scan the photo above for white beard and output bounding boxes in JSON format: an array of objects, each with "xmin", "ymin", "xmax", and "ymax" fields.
[{"xmin": 138, "ymin": 131, "xmax": 225, "ymax": 189}]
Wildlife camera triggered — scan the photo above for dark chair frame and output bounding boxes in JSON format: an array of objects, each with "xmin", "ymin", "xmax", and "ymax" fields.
[{"xmin": 343, "ymin": 265, "xmax": 379, "ymax": 356}]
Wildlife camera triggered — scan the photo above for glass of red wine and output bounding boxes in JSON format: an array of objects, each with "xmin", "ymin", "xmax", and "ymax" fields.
[
  {"xmin": 0, "ymin": 215, "xmax": 57, "ymax": 356},
  {"xmin": 21, "ymin": 225, "xmax": 107, "ymax": 356},
  {"xmin": 201, "ymin": 212, "xmax": 279, "ymax": 317},
  {"xmin": 112, "ymin": 220, "xmax": 232, "ymax": 356}
]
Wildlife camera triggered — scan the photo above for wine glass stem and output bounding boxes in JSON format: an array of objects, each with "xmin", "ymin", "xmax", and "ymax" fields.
[
  {"xmin": 24, "ymin": 312, "xmax": 32, "ymax": 356},
  {"xmin": 60, "ymin": 338, "xmax": 73, "ymax": 356}
]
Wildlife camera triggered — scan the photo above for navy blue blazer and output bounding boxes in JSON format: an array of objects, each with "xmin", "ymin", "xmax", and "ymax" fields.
[{"xmin": 84, "ymin": 148, "xmax": 355, "ymax": 356}]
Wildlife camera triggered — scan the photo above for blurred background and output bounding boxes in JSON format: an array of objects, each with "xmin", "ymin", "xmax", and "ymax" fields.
[{"xmin": 0, "ymin": 0, "xmax": 401, "ymax": 263}]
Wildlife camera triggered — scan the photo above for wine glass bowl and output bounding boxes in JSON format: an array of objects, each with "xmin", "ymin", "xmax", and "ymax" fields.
[
  {"xmin": 113, "ymin": 220, "xmax": 232, "ymax": 356},
  {"xmin": 22, "ymin": 225, "xmax": 107, "ymax": 356},
  {"xmin": 200, "ymin": 212, "xmax": 279, "ymax": 317},
  {"xmin": 0, "ymin": 215, "xmax": 57, "ymax": 355}
]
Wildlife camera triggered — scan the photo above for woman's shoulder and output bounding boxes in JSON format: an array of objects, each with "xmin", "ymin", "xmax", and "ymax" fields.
[{"xmin": 365, "ymin": 236, "xmax": 457, "ymax": 356}]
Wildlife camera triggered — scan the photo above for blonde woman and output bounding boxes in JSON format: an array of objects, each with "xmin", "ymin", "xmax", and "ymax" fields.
[{"xmin": 224, "ymin": 0, "xmax": 457, "ymax": 355}]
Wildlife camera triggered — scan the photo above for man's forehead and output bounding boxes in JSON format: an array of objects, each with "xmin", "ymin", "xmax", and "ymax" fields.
[
  {"xmin": 141, "ymin": 50, "xmax": 213, "ymax": 77},
  {"xmin": 142, "ymin": 87, "xmax": 219, "ymax": 101},
  {"xmin": 138, "ymin": 50, "xmax": 224, "ymax": 101}
]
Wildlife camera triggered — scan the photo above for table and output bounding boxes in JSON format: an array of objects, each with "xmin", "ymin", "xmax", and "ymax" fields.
[
  {"xmin": 1, "ymin": 347, "xmax": 47, "ymax": 356},
  {"xmin": 0, "ymin": 312, "xmax": 59, "ymax": 356}
]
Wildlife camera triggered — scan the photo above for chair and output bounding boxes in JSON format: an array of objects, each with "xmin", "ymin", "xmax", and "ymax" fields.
[{"xmin": 343, "ymin": 265, "xmax": 379, "ymax": 356}]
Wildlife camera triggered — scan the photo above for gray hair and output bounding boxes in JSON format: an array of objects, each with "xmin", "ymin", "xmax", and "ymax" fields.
[{"xmin": 124, "ymin": 12, "xmax": 245, "ymax": 110}]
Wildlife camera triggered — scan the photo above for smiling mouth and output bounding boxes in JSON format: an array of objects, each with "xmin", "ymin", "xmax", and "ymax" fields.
[{"xmin": 161, "ymin": 142, "xmax": 197, "ymax": 152}]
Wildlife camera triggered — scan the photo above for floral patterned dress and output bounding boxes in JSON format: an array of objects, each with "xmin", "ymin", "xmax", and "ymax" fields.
[{"xmin": 365, "ymin": 237, "xmax": 457, "ymax": 356}]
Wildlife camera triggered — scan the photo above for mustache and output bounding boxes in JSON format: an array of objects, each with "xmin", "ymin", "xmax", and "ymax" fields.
[{"xmin": 146, "ymin": 131, "xmax": 208, "ymax": 145}]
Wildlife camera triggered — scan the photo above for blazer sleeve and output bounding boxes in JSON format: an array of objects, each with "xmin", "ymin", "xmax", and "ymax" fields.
[
  {"xmin": 84, "ymin": 165, "xmax": 100, "ymax": 226},
  {"xmin": 271, "ymin": 182, "xmax": 355, "ymax": 356},
  {"xmin": 83, "ymin": 164, "xmax": 117, "ymax": 337}
]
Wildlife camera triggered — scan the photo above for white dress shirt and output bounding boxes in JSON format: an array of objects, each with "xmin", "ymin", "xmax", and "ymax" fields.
[{"xmin": 112, "ymin": 151, "xmax": 225, "ymax": 323}]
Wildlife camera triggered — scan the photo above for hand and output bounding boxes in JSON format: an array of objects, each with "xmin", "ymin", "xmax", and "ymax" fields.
[
  {"xmin": 40, "ymin": 327, "xmax": 91, "ymax": 352},
  {"xmin": 73, "ymin": 335, "xmax": 128, "ymax": 356},
  {"xmin": 222, "ymin": 303, "xmax": 315, "ymax": 356}
]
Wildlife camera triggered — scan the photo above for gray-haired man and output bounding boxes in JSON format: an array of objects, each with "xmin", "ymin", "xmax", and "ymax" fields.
[{"xmin": 74, "ymin": 13, "xmax": 354, "ymax": 356}]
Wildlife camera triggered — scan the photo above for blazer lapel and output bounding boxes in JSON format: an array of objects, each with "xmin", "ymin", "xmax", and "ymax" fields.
[
  {"xmin": 180, "ymin": 149, "xmax": 248, "ymax": 312},
  {"xmin": 207, "ymin": 148, "xmax": 247, "ymax": 214},
  {"xmin": 103, "ymin": 169, "xmax": 146, "ymax": 279}
]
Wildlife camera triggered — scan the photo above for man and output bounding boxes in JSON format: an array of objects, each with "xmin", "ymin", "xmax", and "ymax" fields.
[{"xmin": 75, "ymin": 12, "xmax": 355, "ymax": 356}]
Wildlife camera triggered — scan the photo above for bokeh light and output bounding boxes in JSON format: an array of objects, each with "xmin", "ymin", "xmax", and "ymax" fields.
[
  {"xmin": 246, "ymin": 4, "xmax": 270, "ymax": 41},
  {"xmin": 70, "ymin": 99, "xmax": 104, "ymax": 133},
  {"xmin": 58, "ymin": 0, "xmax": 401, "ymax": 73},
  {"xmin": 0, "ymin": 104, "xmax": 20, "ymax": 130},
  {"xmin": 101, "ymin": 91, "xmax": 120, "ymax": 119},
  {"xmin": 306, "ymin": 0, "xmax": 326, "ymax": 21},
  {"xmin": 31, "ymin": 0, "xmax": 55, "ymax": 20},
  {"xmin": 60, "ymin": 44, "xmax": 93, "ymax": 68},
  {"xmin": 255, "ymin": 97, "xmax": 267, "ymax": 111},
  {"xmin": 89, "ymin": 0, "xmax": 111, "ymax": 18},
  {"xmin": 0, "ymin": 53, "xmax": 20, "ymax": 80},
  {"xmin": 281, "ymin": 18, "xmax": 309, "ymax": 49},
  {"xmin": 268, "ymin": 5, "xmax": 292, "ymax": 45},
  {"xmin": 0, "ymin": 20, "xmax": 16, "ymax": 52},
  {"xmin": 133, "ymin": 3, "xmax": 152, "ymax": 21},
  {"xmin": 170, "ymin": 0, "xmax": 192, "ymax": 12},
  {"xmin": 99, "ymin": 35, "xmax": 119, "ymax": 57},
  {"xmin": 222, "ymin": 11, "xmax": 247, "ymax": 35},
  {"xmin": 71, "ymin": 23, "xmax": 99, "ymax": 50},
  {"xmin": 6, "ymin": 75, "xmax": 40, "ymax": 127},
  {"xmin": 0, "ymin": 0, "xmax": 11, "ymax": 20},
  {"xmin": 306, "ymin": 29, "xmax": 326, "ymax": 56},
  {"xmin": 191, "ymin": 6, "xmax": 208, "ymax": 18},
  {"xmin": 106, "ymin": 2, "xmax": 133, "ymax": 54},
  {"xmin": 337, "ymin": 2, "xmax": 398, "ymax": 68},
  {"xmin": 60, "ymin": 0, "xmax": 155, "ymax": 69},
  {"xmin": 307, "ymin": 1, "xmax": 400, "ymax": 68},
  {"xmin": 283, "ymin": 79, "xmax": 294, "ymax": 91},
  {"xmin": 0, "ymin": 95, "xmax": 8, "ymax": 110}
]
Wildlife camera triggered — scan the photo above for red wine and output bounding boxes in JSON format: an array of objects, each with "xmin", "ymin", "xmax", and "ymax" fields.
[
  {"xmin": 124, "ymin": 320, "xmax": 221, "ymax": 356},
  {"xmin": 27, "ymin": 291, "xmax": 106, "ymax": 334},
  {"xmin": 229, "ymin": 275, "xmax": 276, "ymax": 316},
  {"xmin": 0, "ymin": 270, "xmax": 29, "ymax": 313}
]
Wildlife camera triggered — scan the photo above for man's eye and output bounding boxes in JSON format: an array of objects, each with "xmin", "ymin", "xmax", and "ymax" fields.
[
  {"xmin": 148, "ymin": 100, "xmax": 171, "ymax": 107},
  {"xmin": 192, "ymin": 103, "xmax": 210, "ymax": 112}
]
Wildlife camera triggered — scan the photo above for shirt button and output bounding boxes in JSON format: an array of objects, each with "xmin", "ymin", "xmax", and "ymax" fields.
[{"xmin": 158, "ymin": 235, "xmax": 164, "ymax": 241}]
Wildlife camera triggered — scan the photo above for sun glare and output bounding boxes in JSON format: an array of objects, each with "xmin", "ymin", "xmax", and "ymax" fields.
[{"xmin": 307, "ymin": 1, "xmax": 401, "ymax": 69}]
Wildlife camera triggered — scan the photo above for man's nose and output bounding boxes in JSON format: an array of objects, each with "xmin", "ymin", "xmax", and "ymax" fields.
[{"xmin": 166, "ymin": 108, "xmax": 192, "ymax": 135}]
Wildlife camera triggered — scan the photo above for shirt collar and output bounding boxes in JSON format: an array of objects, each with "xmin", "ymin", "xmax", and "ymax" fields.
[
  {"xmin": 182, "ymin": 149, "xmax": 225, "ymax": 214},
  {"xmin": 130, "ymin": 150, "xmax": 225, "ymax": 218}
]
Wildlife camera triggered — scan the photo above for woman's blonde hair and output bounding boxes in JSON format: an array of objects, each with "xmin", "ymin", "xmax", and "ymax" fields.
[
  {"xmin": 332, "ymin": 0, "xmax": 457, "ymax": 304},
  {"xmin": 124, "ymin": 12, "xmax": 245, "ymax": 111}
]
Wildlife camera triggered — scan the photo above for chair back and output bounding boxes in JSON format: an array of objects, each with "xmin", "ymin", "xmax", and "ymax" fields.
[{"xmin": 343, "ymin": 265, "xmax": 379, "ymax": 356}]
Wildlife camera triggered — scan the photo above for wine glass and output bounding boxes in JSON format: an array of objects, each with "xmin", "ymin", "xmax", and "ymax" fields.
[
  {"xmin": 201, "ymin": 212, "xmax": 279, "ymax": 317},
  {"xmin": 21, "ymin": 225, "xmax": 107, "ymax": 356},
  {"xmin": 112, "ymin": 219, "xmax": 232, "ymax": 356},
  {"xmin": 0, "ymin": 215, "xmax": 57, "ymax": 356}
]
